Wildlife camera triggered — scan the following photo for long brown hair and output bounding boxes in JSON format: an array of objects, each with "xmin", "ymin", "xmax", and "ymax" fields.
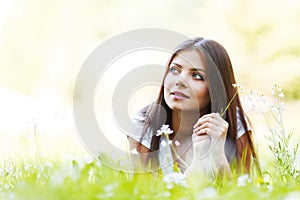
[{"xmin": 140, "ymin": 37, "xmax": 260, "ymax": 173}]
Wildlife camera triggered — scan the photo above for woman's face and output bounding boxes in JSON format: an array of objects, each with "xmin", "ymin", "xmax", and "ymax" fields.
[{"xmin": 164, "ymin": 49, "xmax": 210, "ymax": 114}]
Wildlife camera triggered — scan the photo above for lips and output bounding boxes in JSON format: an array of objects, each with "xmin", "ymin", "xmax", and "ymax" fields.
[{"xmin": 170, "ymin": 90, "xmax": 190, "ymax": 99}]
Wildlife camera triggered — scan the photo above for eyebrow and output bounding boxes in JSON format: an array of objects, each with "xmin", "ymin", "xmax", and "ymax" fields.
[{"xmin": 171, "ymin": 62, "xmax": 206, "ymax": 73}]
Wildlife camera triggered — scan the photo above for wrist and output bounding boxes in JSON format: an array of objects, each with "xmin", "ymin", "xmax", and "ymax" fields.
[{"xmin": 190, "ymin": 154, "xmax": 231, "ymax": 178}]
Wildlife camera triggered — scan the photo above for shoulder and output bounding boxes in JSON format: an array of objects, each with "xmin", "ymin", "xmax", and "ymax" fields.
[{"xmin": 127, "ymin": 106, "xmax": 152, "ymax": 149}]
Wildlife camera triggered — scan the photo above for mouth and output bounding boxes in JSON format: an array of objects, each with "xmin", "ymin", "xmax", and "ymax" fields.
[{"xmin": 170, "ymin": 90, "xmax": 190, "ymax": 99}]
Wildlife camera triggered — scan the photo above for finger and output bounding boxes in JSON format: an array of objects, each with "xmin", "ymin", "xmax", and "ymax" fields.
[
  {"xmin": 193, "ymin": 113, "xmax": 229, "ymax": 137},
  {"xmin": 193, "ymin": 116, "xmax": 221, "ymax": 134},
  {"xmin": 193, "ymin": 127, "xmax": 207, "ymax": 136},
  {"xmin": 194, "ymin": 127, "xmax": 221, "ymax": 139},
  {"xmin": 214, "ymin": 112, "xmax": 224, "ymax": 121},
  {"xmin": 192, "ymin": 134, "xmax": 210, "ymax": 143},
  {"xmin": 193, "ymin": 114, "xmax": 214, "ymax": 128},
  {"xmin": 193, "ymin": 122, "xmax": 219, "ymax": 135},
  {"xmin": 193, "ymin": 113, "xmax": 223, "ymax": 128},
  {"xmin": 202, "ymin": 113, "xmax": 229, "ymax": 130},
  {"xmin": 202, "ymin": 121, "xmax": 228, "ymax": 139}
]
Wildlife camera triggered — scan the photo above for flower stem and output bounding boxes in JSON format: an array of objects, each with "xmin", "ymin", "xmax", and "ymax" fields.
[{"xmin": 220, "ymin": 90, "xmax": 238, "ymax": 117}]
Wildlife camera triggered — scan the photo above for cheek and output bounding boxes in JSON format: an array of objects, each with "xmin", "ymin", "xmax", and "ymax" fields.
[
  {"xmin": 164, "ymin": 74, "xmax": 172, "ymax": 84},
  {"xmin": 196, "ymin": 86, "xmax": 210, "ymax": 103},
  {"xmin": 163, "ymin": 74, "xmax": 174, "ymax": 90}
]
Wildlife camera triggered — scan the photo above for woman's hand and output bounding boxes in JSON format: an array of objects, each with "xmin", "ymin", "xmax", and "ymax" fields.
[{"xmin": 190, "ymin": 113, "xmax": 231, "ymax": 176}]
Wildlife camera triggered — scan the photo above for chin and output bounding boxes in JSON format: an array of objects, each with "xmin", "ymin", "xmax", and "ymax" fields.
[
  {"xmin": 170, "ymin": 105, "xmax": 196, "ymax": 112},
  {"xmin": 169, "ymin": 105, "xmax": 182, "ymax": 111}
]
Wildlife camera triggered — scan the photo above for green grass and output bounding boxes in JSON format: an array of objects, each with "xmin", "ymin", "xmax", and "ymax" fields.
[{"xmin": 0, "ymin": 156, "xmax": 299, "ymax": 200}]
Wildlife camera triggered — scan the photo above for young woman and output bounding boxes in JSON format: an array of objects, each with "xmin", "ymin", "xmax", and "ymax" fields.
[{"xmin": 127, "ymin": 37, "xmax": 260, "ymax": 177}]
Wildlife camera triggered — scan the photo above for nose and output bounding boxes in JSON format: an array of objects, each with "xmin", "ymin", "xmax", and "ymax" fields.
[{"xmin": 175, "ymin": 74, "xmax": 187, "ymax": 87}]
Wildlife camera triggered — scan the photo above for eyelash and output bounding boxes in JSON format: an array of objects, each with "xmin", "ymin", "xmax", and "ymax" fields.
[
  {"xmin": 192, "ymin": 73, "xmax": 204, "ymax": 80},
  {"xmin": 169, "ymin": 66, "xmax": 204, "ymax": 81}
]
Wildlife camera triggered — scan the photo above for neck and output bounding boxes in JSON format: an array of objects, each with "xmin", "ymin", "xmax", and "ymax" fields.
[{"xmin": 171, "ymin": 110, "xmax": 199, "ymax": 140}]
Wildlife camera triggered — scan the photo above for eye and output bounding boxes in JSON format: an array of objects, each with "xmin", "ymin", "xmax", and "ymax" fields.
[
  {"xmin": 192, "ymin": 73, "xmax": 204, "ymax": 80},
  {"xmin": 169, "ymin": 66, "xmax": 180, "ymax": 74}
]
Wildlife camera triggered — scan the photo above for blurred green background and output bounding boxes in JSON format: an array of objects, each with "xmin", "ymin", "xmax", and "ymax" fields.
[{"xmin": 0, "ymin": 0, "xmax": 299, "ymax": 163}]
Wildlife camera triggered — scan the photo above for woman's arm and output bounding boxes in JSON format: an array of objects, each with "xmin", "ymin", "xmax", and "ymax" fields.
[{"xmin": 188, "ymin": 113, "xmax": 232, "ymax": 178}]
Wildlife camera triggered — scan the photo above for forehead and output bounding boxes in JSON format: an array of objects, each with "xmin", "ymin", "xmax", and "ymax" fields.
[{"xmin": 171, "ymin": 49, "xmax": 205, "ymax": 69}]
